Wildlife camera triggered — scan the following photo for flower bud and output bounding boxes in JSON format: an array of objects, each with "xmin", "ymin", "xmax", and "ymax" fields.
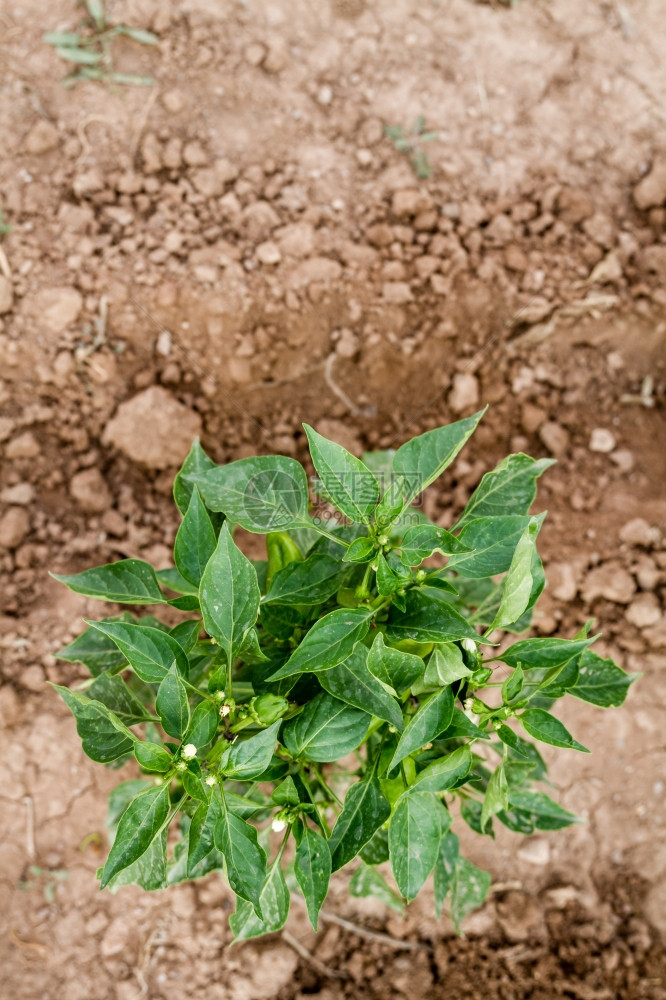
[
  {"xmin": 205, "ymin": 774, "xmax": 217, "ymax": 787},
  {"xmin": 461, "ymin": 638, "xmax": 477, "ymax": 653},
  {"xmin": 252, "ymin": 693, "xmax": 289, "ymax": 726},
  {"xmin": 182, "ymin": 743, "xmax": 197, "ymax": 759},
  {"xmin": 220, "ymin": 704, "xmax": 231, "ymax": 718},
  {"xmin": 271, "ymin": 818, "xmax": 287, "ymax": 833}
]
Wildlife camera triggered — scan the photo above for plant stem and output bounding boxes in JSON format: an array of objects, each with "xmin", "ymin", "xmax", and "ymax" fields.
[
  {"xmin": 314, "ymin": 767, "xmax": 343, "ymax": 807},
  {"xmin": 301, "ymin": 519, "xmax": 350, "ymax": 549}
]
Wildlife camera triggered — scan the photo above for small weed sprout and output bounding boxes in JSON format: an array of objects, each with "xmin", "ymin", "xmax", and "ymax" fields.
[
  {"xmin": 43, "ymin": 0, "xmax": 157, "ymax": 88},
  {"xmin": 53, "ymin": 414, "xmax": 636, "ymax": 939},
  {"xmin": 384, "ymin": 116, "xmax": 439, "ymax": 179}
]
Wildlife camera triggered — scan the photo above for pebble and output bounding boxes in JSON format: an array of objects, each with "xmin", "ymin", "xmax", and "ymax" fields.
[
  {"xmin": 244, "ymin": 42, "xmax": 266, "ymax": 66},
  {"xmin": 156, "ymin": 330, "xmax": 172, "ymax": 357},
  {"xmin": 582, "ymin": 561, "xmax": 636, "ymax": 604},
  {"xmin": 448, "ymin": 373, "xmax": 479, "ymax": 414},
  {"xmin": 517, "ymin": 836, "xmax": 551, "ymax": 866},
  {"xmin": 6, "ymin": 431, "xmax": 40, "ymax": 459},
  {"xmin": 243, "ymin": 201, "xmax": 280, "ymax": 241},
  {"xmin": 620, "ymin": 517, "xmax": 661, "ymax": 548},
  {"xmin": 0, "ymin": 276, "xmax": 13, "ymax": 314},
  {"xmin": 0, "ymin": 507, "xmax": 30, "ymax": 549},
  {"xmin": 633, "ymin": 162, "xmax": 666, "ymax": 211},
  {"xmin": 31, "ymin": 287, "xmax": 82, "ymax": 333},
  {"xmin": 334, "ymin": 327, "xmax": 359, "ymax": 359},
  {"xmin": 547, "ymin": 561, "xmax": 578, "ymax": 602},
  {"xmin": 589, "ymin": 427, "xmax": 616, "ymax": 453},
  {"xmin": 70, "ymin": 468, "xmax": 112, "ymax": 513},
  {"xmin": 610, "ymin": 449, "xmax": 634, "ymax": 473},
  {"xmin": 391, "ymin": 189, "xmax": 432, "ymax": 219},
  {"xmin": 316, "ymin": 85, "xmax": 333, "ymax": 106},
  {"xmin": 626, "ymin": 593, "xmax": 661, "ymax": 628},
  {"xmin": 0, "ymin": 418, "xmax": 15, "ymax": 442},
  {"xmin": 103, "ymin": 386, "xmax": 202, "ymax": 469},
  {"xmin": 256, "ymin": 240, "xmax": 281, "ymax": 265},
  {"xmin": 382, "ymin": 281, "xmax": 412, "ymax": 304},
  {"xmin": 25, "ymin": 119, "xmax": 60, "ymax": 154},
  {"xmin": 183, "ymin": 141, "xmax": 209, "ymax": 167},
  {"xmin": 0, "ymin": 483, "xmax": 33, "ymax": 505},
  {"xmin": 21, "ymin": 664, "xmax": 45, "ymax": 692},
  {"xmin": 521, "ymin": 402, "xmax": 547, "ymax": 434},
  {"xmin": 276, "ymin": 221, "xmax": 315, "ymax": 257},
  {"xmin": 0, "ymin": 685, "xmax": 21, "ymax": 727},
  {"xmin": 539, "ymin": 420, "xmax": 570, "ymax": 457}
]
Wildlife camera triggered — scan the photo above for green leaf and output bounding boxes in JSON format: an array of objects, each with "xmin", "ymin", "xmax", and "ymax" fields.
[
  {"xmin": 192, "ymin": 455, "xmax": 309, "ymax": 533},
  {"xmin": 169, "ymin": 619, "xmax": 201, "ymax": 654},
  {"xmin": 329, "ymin": 776, "xmax": 391, "ymax": 871},
  {"xmin": 391, "ymin": 410, "xmax": 485, "ymax": 510},
  {"xmin": 156, "ymin": 666, "xmax": 190, "ymax": 739},
  {"xmin": 108, "ymin": 72, "xmax": 154, "ymax": 87},
  {"xmin": 480, "ymin": 765, "xmax": 508, "ymax": 832},
  {"xmin": 494, "ymin": 722, "xmax": 531, "ymax": 758},
  {"xmin": 367, "ymin": 632, "xmax": 424, "ymax": 694},
  {"xmin": 294, "ymin": 821, "xmax": 331, "ymax": 930},
  {"xmin": 157, "ymin": 567, "xmax": 199, "ymax": 596},
  {"xmin": 174, "ymin": 487, "xmax": 217, "ymax": 587},
  {"xmin": 105, "ymin": 830, "xmax": 167, "ymax": 891},
  {"xmin": 264, "ymin": 553, "xmax": 345, "ymax": 606},
  {"xmin": 304, "ymin": 424, "xmax": 380, "ymax": 523},
  {"xmin": 520, "ymin": 708, "xmax": 589, "ymax": 752},
  {"xmin": 115, "ymin": 25, "xmax": 158, "ymax": 44},
  {"xmin": 447, "ymin": 514, "xmax": 545, "ymax": 579},
  {"xmin": 281, "ymin": 692, "xmax": 370, "ymax": 763},
  {"xmin": 412, "ymin": 745, "xmax": 472, "ymax": 792},
  {"xmin": 399, "ymin": 524, "xmax": 470, "ymax": 567},
  {"xmin": 54, "ymin": 618, "xmax": 131, "ymax": 676},
  {"xmin": 200, "ymin": 522, "xmax": 260, "ymax": 668},
  {"xmin": 360, "ymin": 827, "xmax": 390, "ymax": 865},
  {"xmin": 508, "ymin": 790, "xmax": 579, "ymax": 831},
  {"xmin": 570, "ymin": 649, "xmax": 638, "ymax": 708},
  {"xmin": 450, "ymin": 857, "xmax": 492, "ymax": 933},
  {"xmin": 374, "ymin": 478, "xmax": 405, "ymax": 530},
  {"xmin": 423, "ymin": 644, "xmax": 472, "ymax": 686},
  {"xmin": 220, "ymin": 720, "xmax": 281, "ymax": 780},
  {"xmin": 386, "ymin": 591, "xmax": 481, "ymax": 645},
  {"xmin": 87, "ymin": 673, "xmax": 151, "ymax": 724},
  {"xmin": 215, "ymin": 798, "xmax": 267, "ymax": 912},
  {"xmin": 389, "ymin": 791, "xmax": 444, "ymax": 900},
  {"xmin": 56, "ymin": 46, "xmax": 103, "ymax": 64},
  {"xmin": 498, "ymin": 635, "xmax": 597, "ymax": 670},
  {"xmin": 185, "ymin": 701, "xmax": 219, "ymax": 749},
  {"xmin": 268, "ymin": 607, "xmax": 372, "ymax": 681},
  {"xmin": 502, "ymin": 666, "xmax": 524, "ymax": 703},
  {"xmin": 230, "ymin": 860, "xmax": 289, "ymax": 941},
  {"xmin": 86, "ymin": 620, "xmax": 188, "ymax": 683},
  {"xmin": 434, "ymin": 831, "xmax": 459, "ymax": 919},
  {"xmin": 489, "ymin": 518, "xmax": 542, "ymax": 630},
  {"xmin": 188, "ymin": 790, "xmax": 222, "ymax": 875},
  {"xmin": 43, "ymin": 31, "xmax": 82, "ymax": 45},
  {"xmin": 52, "ymin": 559, "xmax": 164, "ymax": 604},
  {"xmin": 53, "ymin": 685, "xmax": 136, "ymax": 763},
  {"xmin": 439, "ymin": 706, "xmax": 490, "ymax": 741},
  {"xmin": 349, "ymin": 863, "xmax": 405, "ymax": 914},
  {"xmin": 272, "ymin": 776, "xmax": 300, "ymax": 806},
  {"xmin": 344, "ymin": 536, "xmax": 377, "ymax": 563},
  {"xmin": 174, "ymin": 438, "xmax": 218, "ymax": 516},
  {"xmin": 85, "ymin": 0, "xmax": 105, "ymax": 27},
  {"xmin": 319, "ymin": 645, "xmax": 404, "ymax": 731},
  {"xmin": 457, "ymin": 454, "xmax": 554, "ymax": 527},
  {"xmin": 389, "ymin": 687, "xmax": 454, "ymax": 770},
  {"xmin": 101, "ymin": 783, "xmax": 171, "ymax": 888},
  {"xmin": 134, "ymin": 742, "xmax": 172, "ymax": 772}
]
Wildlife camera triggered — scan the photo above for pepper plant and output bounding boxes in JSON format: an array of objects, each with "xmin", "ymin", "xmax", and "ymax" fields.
[{"xmin": 53, "ymin": 411, "xmax": 636, "ymax": 939}]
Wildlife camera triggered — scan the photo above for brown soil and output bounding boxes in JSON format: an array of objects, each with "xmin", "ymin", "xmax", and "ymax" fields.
[{"xmin": 1, "ymin": 0, "xmax": 666, "ymax": 997}]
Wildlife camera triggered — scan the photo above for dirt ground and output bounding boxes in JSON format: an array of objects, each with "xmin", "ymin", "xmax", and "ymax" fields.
[{"xmin": 1, "ymin": 0, "xmax": 666, "ymax": 996}]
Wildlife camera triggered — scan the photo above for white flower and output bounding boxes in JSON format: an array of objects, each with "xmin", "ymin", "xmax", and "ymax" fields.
[
  {"xmin": 464, "ymin": 697, "xmax": 474, "ymax": 712},
  {"xmin": 271, "ymin": 818, "xmax": 287, "ymax": 833},
  {"xmin": 461, "ymin": 638, "xmax": 477, "ymax": 653},
  {"xmin": 182, "ymin": 743, "xmax": 197, "ymax": 759},
  {"xmin": 205, "ymin": 774, "xmax": 217, "ymax": 787},
  {"xmin": 220, "ymin": 704, "xmax": 231, "ymax": 718}
]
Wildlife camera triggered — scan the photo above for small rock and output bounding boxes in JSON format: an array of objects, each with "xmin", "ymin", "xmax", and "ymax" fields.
[
  {"xmin": 70, "ymin": 468, "xmax": 112, "ymax": 513},
  {"xmin": 25, "ymin": 119, "xmax": 60, "ymax": 154},
  {"xmin": 521, "ymin": 402, "xmax": 547, "ymax": 434},
  {"xmin": 517, "ymin": 837, "xmax": 551, "ymax": 866},
  {"xmin": 366, "ymin": 223, "xmax": 394, "ymax": 248},
  {"xmin": 382, "ymin": 281, "xmax": 412, "ymax": 304},
  {"xmin": 620, "ymin": 517, "xmax": 661, "ymax": 548},
  {"xmin": 391, "ymin": 189, "xmax": 432, "ymax": 219},
  {"xmin": 0, "ymin": 418, "xmax": 15, "ymax": 442},
  {"xmin": 31, "ymin": 287, "xmax": 82, "ymax": 333},
  {"xmin": 289, "ymin": 257, "xmax": 342, "ymax": 289},
  {"xmin": 243, "ymin": 201, "xmax": 280, "ymax": 241},
  {"xmin": 316, "ymin": 419, "xmax": 361, "ymax": 456},
  {"xmin": 644, "ymin": 879, "xmax": 666, "ymax": 937},
  {"xmin": 589, "ymin": 428, "xmax": 616, "ymax": 453},
  {"xmin": 263, "ymin": 37, "xmax": 287, "ymax": 74},
  {"xmin": 634, "ymin": 554, "xmax": 660, "ymax": 590},
  {"xmin": 72, "ymin": 168, "xmax": 104, "ymax": 198},
  {"xmin": 101, "ymin": 509, "xmax": 126, "ymax": 537},
  {"xmin": 103, "ymin": 387, "xmax": 202, "ymax": 470},
  {"xmin": 141, "ymin": 132, "xmax": 162, "ymax": 172},
  {"xmin": 0, "ymin": 507, "xmax": 30, "ymax": 549},
  {"xmin": 244, "ymin": 42, "xmax": 266, "ymax": 66},
  {"xmin": 644, "ymin": 618, "xmax": 666, "ymax": 650},
  {"xmin": 626, "ymin": 593, "xmax": 661, "ymax": 628},
  {"xmin": 544, "ymin": 885, "xmax": 580, "ymax": 910},
  {"xmin": 548, "ymin": 561, "xmax": 578, "ymax": 602},
  {"xmin": 610, "ymin": 449, "xmax": 634, "ymax": 473},
  {"xmin": 334, "ymin": 328, "xmax": 358, "ymax": 359},
  {"xmin": 496, "ymin": 891, "xmax": 546, "ymax": 944},
  {"xmin": 633, "ymin": 163, "xmax": 666, "ymax": 211},
  {"xmin": 156, "ymin": 330, "xmax": 172, "ymax": 357},
  {"xmin": 6, "ymin": 431, "xmax": 40, "ymax": 459},
  {"xmin": 256, "ymin": 241, "xmax": 281, "ymax": 265},
  {"xmin": 316, "ymin": 85, "xmax": 333, "ymax": 106},
  {"xmin": 229, "ymin": 944, "xmax": 299, "ymax": 1000},
  {"xmin": 582, "ymin": 561, "xmax": 636, "ymax": 605},
  {"xmin": 583, "ymin": 212, "xmax": 614, "ymax": 249},
  {"xmin": 556, "ymin": 187, "xmax": 594, "ymax": 224},
  {"xmin": 183, "ymin": 141, "xmax": 209, "ymax": 167},
  {"xmin": 276, "ymin": 222, "xmax": 315, "ymax": 258},
  {"xmin": 448, "ymin": 373, "xmax": 479, "ymax": 414},
  {"xmin": 505, "ymin": 244, "xmax": 528, "ymax": 272},
  {"xmin": 0, "ymin": 685, "xmax": 22, "ymax": 727},
  {"xmin": 162, "ymin": 89, "xmax": 185, "ymax": 113},
  {"xmin": 539, "ymin": 421, "xmax": 570, "ymax": 457},
  {"xmin": 22, "ymin": 665, "xmax": 45, "ymax": 692},
  {"xmin": 0, "ymin": 276, "xmax": 13, "ymax": 314},
  {"xmin": 0, "ymin": 483, "xmax": 34, "ymax": 505}
]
